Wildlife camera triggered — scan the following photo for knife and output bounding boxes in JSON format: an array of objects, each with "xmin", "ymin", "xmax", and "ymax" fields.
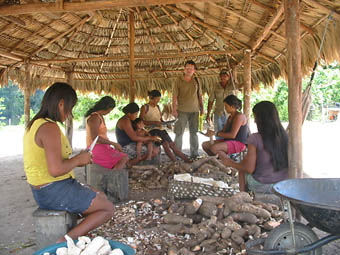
[{"xmin": 88, "ymin": 136, "xmax": 99, "ymax": 152}]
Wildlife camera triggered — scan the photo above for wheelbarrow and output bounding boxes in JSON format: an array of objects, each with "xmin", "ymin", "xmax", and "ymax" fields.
[{"xmin": 246, "ymin": 178, "xmax": 340, "ymax": 254}]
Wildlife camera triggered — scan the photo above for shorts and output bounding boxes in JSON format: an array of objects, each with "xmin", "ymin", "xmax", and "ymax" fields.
[
  {"xmin": 122, "ymin": 143, "xmax": 148, "ymax": 159},
  {"xmin": 92, "ymin": 144, "xmax": 127, "ymax": 169},
  {"xmin": 225, "ymin": 140, "xmax": 246, "ymax": 154},
  {"xmin": 30, "ymin": 178, "xmax": 96, "ymax": 214},
  {"xmin": 149, "ymin": 129, "xmax": 172, "ymax": 143}
]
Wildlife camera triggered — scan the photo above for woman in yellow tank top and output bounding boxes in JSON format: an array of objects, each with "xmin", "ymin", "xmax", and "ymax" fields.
[
  {"xmin": 140, "ymin": 90, "xmax": 191, "ymax": 163},
  {"xmin": 23, "ymin": 83, "xmax": 114, "ymax": 243}
]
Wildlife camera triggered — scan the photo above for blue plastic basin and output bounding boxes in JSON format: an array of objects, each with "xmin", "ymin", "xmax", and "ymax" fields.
[{"xmin": 33, "ymin": 240, "xmax": 136, "ymax": 255}]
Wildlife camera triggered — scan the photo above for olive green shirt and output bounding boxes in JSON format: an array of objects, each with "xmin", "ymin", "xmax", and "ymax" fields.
[
  {"xmin": 173, "ymin": 76, "xmax": 201, "ymax": 113},
  {"xmin": 208, "ymin": 80, "xmax": 235, "ymax": 116}
]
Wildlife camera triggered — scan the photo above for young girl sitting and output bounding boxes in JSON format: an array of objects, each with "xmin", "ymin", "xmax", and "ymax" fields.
[{"xmin": 132, "ymin": 118, "xmax": 155, "ymax": 161}]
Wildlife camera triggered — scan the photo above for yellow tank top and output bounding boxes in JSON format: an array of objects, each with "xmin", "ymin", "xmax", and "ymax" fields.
[
  {"xmin": 143, "ymin": 104, "xmax": 163, "ymax": 130},
  {"xmin": 23, "ymin": 118, "xmax": 75, "ymax": 186}
]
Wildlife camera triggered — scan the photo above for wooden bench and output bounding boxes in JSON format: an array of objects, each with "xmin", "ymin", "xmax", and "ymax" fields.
[
  {"xmin": 32, "ymin": 208, "xmax": 77, "ymax": 250},
  {"xmin": 85, "ymin": 164, "xmax": 129, "ymax": 203}
]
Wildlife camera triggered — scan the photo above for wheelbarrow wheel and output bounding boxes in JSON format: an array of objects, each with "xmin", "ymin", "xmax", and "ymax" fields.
[{"xmin": 264, "ymin": 222, "xmax": 322, "ymax": 255}]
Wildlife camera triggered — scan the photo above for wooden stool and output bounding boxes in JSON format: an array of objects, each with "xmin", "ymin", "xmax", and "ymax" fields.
[
  {"xmin": 85, "ymin": 164, "xmax": 129, "ymax": 202},
  {"xmin": 32, "ymin": 208, "xmax": 77, "ymax": 250}
]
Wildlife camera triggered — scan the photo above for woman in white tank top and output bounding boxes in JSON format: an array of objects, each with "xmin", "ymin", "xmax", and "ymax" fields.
[{"xmin": 140, "ymin": 90, "xmax": 191, "ymax": 163}]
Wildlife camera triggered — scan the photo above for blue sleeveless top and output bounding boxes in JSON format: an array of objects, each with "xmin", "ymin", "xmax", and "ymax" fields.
[
  {"xmin": 115, "ymin": 126, "xmax": 132, "ymax": 147},
  {"xmin": 224, "ymin": 117, "xmax": 249, "ymax": 144}
]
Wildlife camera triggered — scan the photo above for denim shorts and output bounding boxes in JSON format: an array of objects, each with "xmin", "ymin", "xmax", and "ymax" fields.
[{"xmin": 30, "ymin": 178, "xmax": 96, "ymax": 214}]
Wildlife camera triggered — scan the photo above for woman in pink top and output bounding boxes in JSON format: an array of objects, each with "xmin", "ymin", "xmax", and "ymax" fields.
[{"xmin": 85, "ymin": 96, "xmax": 129, "ymax": 169}]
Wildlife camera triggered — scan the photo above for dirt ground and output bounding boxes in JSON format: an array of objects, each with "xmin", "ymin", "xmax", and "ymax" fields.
[{"xmin": 0, "ymin": 121, "xmax": 339, "ymax": 255}]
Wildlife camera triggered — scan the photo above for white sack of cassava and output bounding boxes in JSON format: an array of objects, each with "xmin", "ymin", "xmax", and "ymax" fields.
[{"xmin": 174, "ymin": 173, "xmax": 230, "ymax": 188}]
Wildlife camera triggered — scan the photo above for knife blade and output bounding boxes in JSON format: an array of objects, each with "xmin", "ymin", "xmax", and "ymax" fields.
[{"xmin": 88, "ymin": 136, "xmax": 99, "ymax": 152}]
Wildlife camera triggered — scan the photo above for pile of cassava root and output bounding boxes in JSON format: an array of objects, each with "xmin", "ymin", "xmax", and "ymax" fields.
[
  {"xmin": 92, "ymin": 192, "xmax": 286, "ymax": 255},
  {"xmin": 128, "ymin": 155, "xmax": 239, "ymax": 192}
]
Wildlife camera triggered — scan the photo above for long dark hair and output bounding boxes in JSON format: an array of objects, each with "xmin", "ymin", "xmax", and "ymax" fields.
[
  {"xmin": 224, "ymin": 95, "xmax": 242, "ymax": 110},
  {"xmin": 27, "ymin": 82, "xmax": 77, "ymax": 130},
  {"xmin": 84, "ymin": 96, "xmax": 115, "ymax": 117},
  {"xmin": 253, "ymin": 101, "xmax": 288, "ymax": 171}
]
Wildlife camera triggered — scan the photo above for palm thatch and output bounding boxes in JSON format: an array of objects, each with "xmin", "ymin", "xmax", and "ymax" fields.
[{"xmin": 0, "ymin": 0, "xmax": 339, "ymax": 97}]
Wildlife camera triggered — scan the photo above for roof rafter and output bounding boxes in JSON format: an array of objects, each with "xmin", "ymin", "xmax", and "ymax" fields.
[
  {"xmin": 209, "ymin": 2, "xmax": 286, "ymax": 41},
  {"xmin": 96, "ymin": 9, "xmax": 124, "ymax": 81},
  {"xmin": 250, "ymin": 3, "xmax": 284, "ymax": 51},
  {"xmin": 303, "ymin": 0, "xmax": 340, "ymax": 20},
  {"xmin": 10, "ymin": 18, "xmax": 60, "ymax": 53},
  {"xmin": 249, "ymin": 0, "xmax": 314, "ymax": 34},
  {"xmin": 160, "ymin": 5, "xmax": 217, "ymax": 64},
  {"xmin": 146, "ymin": 6, "xmax": 182, "ymax": 52},
  {"xmin": 30, "ymin": 15, "xmax": 91, "ymax": 57},
  {"xmin": 181, "ymin": 4, "xmax": 281, "ymax": 61},
  {"xmin": 0, "ymin": 0, "xmax": 220, "ymax": 16},
  {"xmin": 29, "ymin": 50, "xmax": 241, "ymax": 64},
  {"xmin": 136, "ymin": 7, "xmax": 167, "ymax": 78}
]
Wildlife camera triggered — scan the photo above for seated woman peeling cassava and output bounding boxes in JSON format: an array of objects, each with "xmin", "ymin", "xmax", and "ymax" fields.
[{"xmin": 23, "ymin": 82, "xmax": 114, "ymax": 243}]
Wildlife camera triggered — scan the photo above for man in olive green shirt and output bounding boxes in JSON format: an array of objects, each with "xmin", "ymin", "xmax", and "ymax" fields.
[
  {"xmin": 206, "ymin": 69, "xmax": 236, "ymax": 137},
  {"xmin": 172, "ymin": 60, "xmax": 204, "ymax": 158}
]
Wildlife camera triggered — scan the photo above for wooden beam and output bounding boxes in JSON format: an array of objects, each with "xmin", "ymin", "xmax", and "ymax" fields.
[
  {"xmin": 146, "ymin": 7, "xmax": 182, "ymax": 52},
  {"xmin": 0, "ymin": 48, "xmax": 23, "ymax": 61},
  {"xmin": 31, "ymin": 15, "xmax": 91, "ymax": 56},
  {"xmin": 161, "ymin": 5, "xmax": 217, "ymax": 64},
  {"xmin": 0, "ymin": 0, "xmax": 220, "ymax": 16},
  {"xmin": 10, "ymin": 19, "xmax": 57, "ymax": 53},
  {"xmin": 249, "ymin": 0, "xmax": 314, "ymax": 34},
  {"xmin": 285, "ymin": 0, "xmax": 303, "ymax": 179},
  {"xmin": 65, "ymin": 71, "xmax": 74, "ymax": 147},
  {"xmin": 0, "ymin": 22, "xmax": 15, "ymax": 35},
  {"xmin": 24, "ymin": 63, "xmax": 31, "ymax": 128},
  {"xmin": 30, "ymin": 50, "xmax": 241, "ymax": 64},
  {"xmin": 251, "ymin": 3, "xmax": 284, "ymax": 51},
  {"xmin": 168, "ymin": 5, "xmax": 244, "ymax": 49},
  {"xmin": 136, "ymin": 7, "xmax": 167, "ymax": 78},
  {"xmin": 209, "ymin": 2, "xmax": 285, "ymax": 41},
  {"xmin": 182, "ymin": 3, "xmax": 280, "ymax": 63},
  {"xmin": 129, "ymin": 11, "xmax": 135, "ymax": 103},
  {"xmin": 2, "ymin": 16, "xmax": 26, "ymax": 26},
  {"xmin": 243, "ymin": 49, "xmax": 251, "ymax": 120},
  {"xmin": 56, "ymin": 0, "xmax": 64, "ymax": 10},
  {"xmin": 303, "ymin": 0, "xmax": 340, "ymax": 20}
]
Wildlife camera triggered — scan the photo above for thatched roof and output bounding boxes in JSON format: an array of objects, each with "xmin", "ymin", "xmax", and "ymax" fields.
[{"xmin": 0, "ymin": 0, "xmax": 339, "ymax": 97}]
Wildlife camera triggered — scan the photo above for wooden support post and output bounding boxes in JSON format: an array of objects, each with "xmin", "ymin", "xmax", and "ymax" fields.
[
  {"xmin": 243, "ymin": 49, "xmax": 252, "ymax": 121},
  {"xmin": 285, "ymin": 0, "xmax": 303, "ymax": 179},
  {"xmin": 24, "ymin": 63, "xmax": 31, "ymax": 128},
  {"xmin": 65, "ymin": 71, "xmax": 74, "ymax": 147},
  {"xmin": 129, "ymin": 11, "xmax": 135, "ymax": 103}
]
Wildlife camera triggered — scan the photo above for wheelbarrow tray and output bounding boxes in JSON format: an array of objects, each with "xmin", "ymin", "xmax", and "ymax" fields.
[{"xmin": 273, "ymin": 178, "xmax": 340, "ymax": 234}]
